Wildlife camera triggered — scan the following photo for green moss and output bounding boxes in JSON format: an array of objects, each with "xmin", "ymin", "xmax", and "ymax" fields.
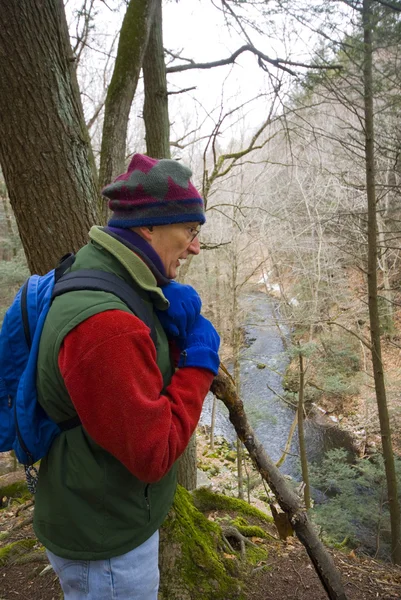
[
  {"xmin": 12, "ymin": 546, "xmax": 47, "ymax": 565},
  {"xmin": 0, "ymin": 481, "xmax": 31, "ymax": 507},
  {"xmin": 231, "ymin": 518, "xmax": 269, "ymax": 539},
  {"xmin": 225, "ymin": 451, "xmax": 237, "ymax": 462},
  {"xmin": 192, "ymin": 488, "xmax": 273, "ymax": 524},
  {"xmin": 159, "ymin": 486, "xmax": 243, "ymax": 600},
  {"xmin": 245, "ymin": 544, "xmax": 269, "ymax": 566},
  {"xmin": 333, "ymin": 536, "xmax": 351, "ymax": 550},
  {"xmin": 0, "ymin": 539, "xmax": 36, "ymax": 565}
]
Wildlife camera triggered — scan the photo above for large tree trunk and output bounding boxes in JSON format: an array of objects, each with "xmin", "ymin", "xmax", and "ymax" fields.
[
  {"xmin": 362, "ymin": 0, "xmax": 401, "ymax": 565},
  {"xmin": 143, "ymin": 0, "xmax": 170, "ymax": 159},
  {"xmin": 0, "ymin": 0, "xmax": 99, "ymax": 274},
  {"xmin": 98, "ymin": 0, "xmax": 157, "ymax": 221}
]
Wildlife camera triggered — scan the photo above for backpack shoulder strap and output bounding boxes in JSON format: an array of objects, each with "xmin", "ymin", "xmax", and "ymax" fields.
[
  {"xmin": 52, "ymin": 269, "xmax": 157, "ymax": 346},
  {"xmin": 20, "ymin": 279, "xmax": 32, "ymax": 349},
  {"xmin": 20, "ymin": 253, "xmax": 76, "ymax": 350}
]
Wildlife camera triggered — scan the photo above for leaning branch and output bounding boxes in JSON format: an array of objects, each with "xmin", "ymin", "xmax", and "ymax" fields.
[
  {"xmin": 327, "ymin": 321, "xmax": 372, "ymax": 351},
  {"xmin": 211, "ymin": 368, "xmax": 348, "ymax": 600},
  {"xmin": 166, "ymin": 44, "xmax": 343, "ymax": 76}
]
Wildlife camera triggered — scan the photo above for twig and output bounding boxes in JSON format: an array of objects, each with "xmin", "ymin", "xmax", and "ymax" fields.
[{"xmin": 292, "ymin": 563, "xmax": 306, "ymax": 589}]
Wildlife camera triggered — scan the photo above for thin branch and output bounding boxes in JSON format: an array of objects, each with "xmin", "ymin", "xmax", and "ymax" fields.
[
  {"xmin": 86, "ymin": 96, "xmax": 106, "ymax": 130},
  {"xmin": 167, "ymin": 86, "xmax": 197, "ymax": 95},
  {"xmin": 327, "ymin": 321, "xmax": 372, "ymax": 350}
]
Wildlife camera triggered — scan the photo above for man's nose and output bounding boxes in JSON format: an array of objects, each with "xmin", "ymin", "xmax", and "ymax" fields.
[{"xmin": 188, "ymin": 236, "xmax": 201, "ymax": 255}]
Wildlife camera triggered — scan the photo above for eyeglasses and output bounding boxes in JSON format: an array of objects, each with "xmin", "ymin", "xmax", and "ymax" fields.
[{"xmin": 187, "ymin": 226, "xmax": 201, "ymax": 242}]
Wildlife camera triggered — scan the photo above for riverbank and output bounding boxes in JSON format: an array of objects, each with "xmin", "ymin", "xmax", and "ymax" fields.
[
  {"xmin": 256, "ymin": 269, "xmax": 401, "ymax": 459},
  {"xmin": 194, "ymin": 427, "xmax": 401, "ymax": 599}
]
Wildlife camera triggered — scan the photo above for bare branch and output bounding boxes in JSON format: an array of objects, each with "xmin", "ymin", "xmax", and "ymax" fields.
[
  {"xmin": 167, "ymin": 86, "xmax": 197, "ymax": 96},
  {"xmin": 327, "ymin": 321, "xmax": 372, "ymax": 350},
  {"xmin": 86, "ymin": 96, "xmax": 106, "ymax": 130},
  {"xmin": 166, "ymin": 44, "xmax": 343, "ymax": 77}
]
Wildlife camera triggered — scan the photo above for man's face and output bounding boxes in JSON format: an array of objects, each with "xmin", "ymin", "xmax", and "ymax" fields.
[{"xmin": 150, "ymin": 222, "xmax": 201, "ymax": 279}]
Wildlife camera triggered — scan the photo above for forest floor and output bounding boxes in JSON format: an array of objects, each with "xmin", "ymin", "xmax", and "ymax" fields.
[
  {"xmin": 1, "ymin": 514, "xmax": 401, "ymax": 600},
  {"xmin": 1, "ymin": 431, "xmax": 401, "ymax": 600}
]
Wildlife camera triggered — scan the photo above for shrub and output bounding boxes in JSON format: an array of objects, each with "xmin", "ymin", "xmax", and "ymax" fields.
[{"xmin": 310, "ymin": 449, "xmax": 401, "ymax": 559}]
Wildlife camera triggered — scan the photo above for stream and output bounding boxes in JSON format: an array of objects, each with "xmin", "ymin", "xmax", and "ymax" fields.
[{"xmin": 200, "ymin": 290, "xmax": 354, "ymax": 481}]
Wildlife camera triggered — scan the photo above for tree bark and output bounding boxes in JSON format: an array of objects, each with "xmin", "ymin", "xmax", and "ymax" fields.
[
  {"xmin": 143, "ymin": 0, "xmax": 170, "ymax": 159},
  {"xmin": 177, "ymin": 433, "xmax": 197, "ymax": 491},
  {"xmin": 298, "ymin": 349, "xmax": 311, "ymax": 509},
  {"xmin": 211, "ymin": 369, "xmax": 348, "ymax": 600},
  {"xmin": 98, "ymin": 0, "xmax": 157, "ymax": 222},
  {"xmin": 362, "ymin": 0, "xmax": 401, "ymax": 565},
  {"xmin": 0, "ymin": 0, "xmax": 99, "ymax": 274},
  {"xmin": 1, "ymin": 192, "xmax": 16, "ymax": 260}
]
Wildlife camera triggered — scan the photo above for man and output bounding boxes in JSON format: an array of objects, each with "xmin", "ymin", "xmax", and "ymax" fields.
[{"xmin": 33, "ymin": 154, "xmax": 220, "ymax": 599}]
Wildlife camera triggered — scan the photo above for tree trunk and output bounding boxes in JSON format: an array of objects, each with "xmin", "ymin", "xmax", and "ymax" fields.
[
  {"xmin": 177, "ymin": 433, "xmax": 197, "ymax": 491},
  {"xmin": 98, "ymin": 0, "xmax": 157, "ymax": 221},
  {"xmin": 234, "ymin": 337, "xmax": 244, "ymax": 500},
  {"xmin": 210, "ymin": 395, "xmax": 217, "ymax": 451},
  {"xmin": 143, "ymin": 0, "xmax": 170, "ymax": 159},
  {"xmin": 0, "ymin": 0, "xmax": 99, "ymax": 274},
  {"xmin": 362, "ymin": 0, "xmax": 401, "ymax": 565},
  {"xmin": 377, "ymin": 211, "xmax": 394, "ymax": 334},
  {"xmin": 298, "ymin": 349, "xmax": 311, "ymax": 509}
]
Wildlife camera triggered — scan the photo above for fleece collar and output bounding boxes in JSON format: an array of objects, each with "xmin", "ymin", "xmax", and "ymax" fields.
[{"xmin": 89, "ymin": 226, "xmax": 169, "ymax": 310}]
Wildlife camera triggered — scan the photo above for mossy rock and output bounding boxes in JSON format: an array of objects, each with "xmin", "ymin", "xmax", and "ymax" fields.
[
  {"xmin": 192, "ymin": 488, "xmax": 273, "ymax": 524},
  {"xmin": 159, "ymin": 486, "xmax": 243, "ymax": 600},
  {"xmin": 0, "ymin": 539, "xmax": 37, "ymax": 565},
  {"xmin": 225, "ymin": 451, "xmax": 237, "ymax": 463},
  {"xmin": 282, "ymin": 362, "xmax": 299, "ymax": 393}
]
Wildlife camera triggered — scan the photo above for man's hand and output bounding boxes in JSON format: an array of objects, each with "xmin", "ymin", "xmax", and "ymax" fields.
[
  {"xmin": 157, "ymin": 281, "xmax": 202, "ymax": 338},
  {"xmin": 178, "ymin": 315, "xmax": 220, "ymax": 375}
]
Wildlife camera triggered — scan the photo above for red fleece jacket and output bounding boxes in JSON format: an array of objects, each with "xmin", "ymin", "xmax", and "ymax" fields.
[{"xmin": 58, "ymin": 310, "xmax": 213, "ymax": 483}]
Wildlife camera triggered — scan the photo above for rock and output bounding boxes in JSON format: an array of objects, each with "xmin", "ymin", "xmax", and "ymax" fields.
[{"xmin": 196, "ymin": 469, "xmax": 212, "ymax": 488}]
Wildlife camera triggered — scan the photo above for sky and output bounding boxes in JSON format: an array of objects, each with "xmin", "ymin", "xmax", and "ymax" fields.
[{"xmin": 64, "ymin": 0, "xmax": 339, "ymax": 156}]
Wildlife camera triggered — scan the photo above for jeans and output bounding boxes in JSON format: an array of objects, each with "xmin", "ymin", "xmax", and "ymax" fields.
[{"xmin": 46, "ymin": 530, "xmax": 159, "ymax": 600}]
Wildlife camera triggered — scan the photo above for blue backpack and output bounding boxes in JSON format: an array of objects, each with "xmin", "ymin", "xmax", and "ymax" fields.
[{"xmin": 0, "ymin": 254, "xmax": 156, "ymax": 492}]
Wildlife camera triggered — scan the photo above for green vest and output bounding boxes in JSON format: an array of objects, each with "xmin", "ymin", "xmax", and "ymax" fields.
[{"xmin": 33, "ymin": 227, "xmax": 177, "ymax": 560}]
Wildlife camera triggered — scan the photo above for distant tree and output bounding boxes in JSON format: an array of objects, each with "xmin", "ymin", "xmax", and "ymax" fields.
[
  {"xmin": 362, "ymin": 0, "xmax": 401, "ymax": 564},
  {"xmin": 98, "ymin": 0, "xmax": 157, "ymax": 221}
]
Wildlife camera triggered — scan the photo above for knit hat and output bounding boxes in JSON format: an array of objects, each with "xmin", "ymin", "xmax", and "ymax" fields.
[{"xmin": 102, "ymin": 154, "xmax": 205, "ymax": 228}]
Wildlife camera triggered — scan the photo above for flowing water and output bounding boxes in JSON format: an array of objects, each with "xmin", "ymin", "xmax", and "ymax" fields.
[{"xmin": 201, "ymin": 290, "xmax": 353, "ymax": 480}]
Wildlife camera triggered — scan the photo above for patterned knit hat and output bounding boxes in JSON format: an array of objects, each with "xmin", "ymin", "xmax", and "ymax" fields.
[{"xmin": 102, "ymin": 154, "xmax": 205, "ymax": 228}]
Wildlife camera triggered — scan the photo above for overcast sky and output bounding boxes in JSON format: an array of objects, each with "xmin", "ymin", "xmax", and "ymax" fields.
[{"xmin": 64, "ymin": 0, "xmax": 337, "ymax": 154}]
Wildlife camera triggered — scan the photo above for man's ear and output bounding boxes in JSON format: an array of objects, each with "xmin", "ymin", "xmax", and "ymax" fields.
[{"xmin": 135, "ymin": 226, "xmax": 154, "ymax": 242}]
